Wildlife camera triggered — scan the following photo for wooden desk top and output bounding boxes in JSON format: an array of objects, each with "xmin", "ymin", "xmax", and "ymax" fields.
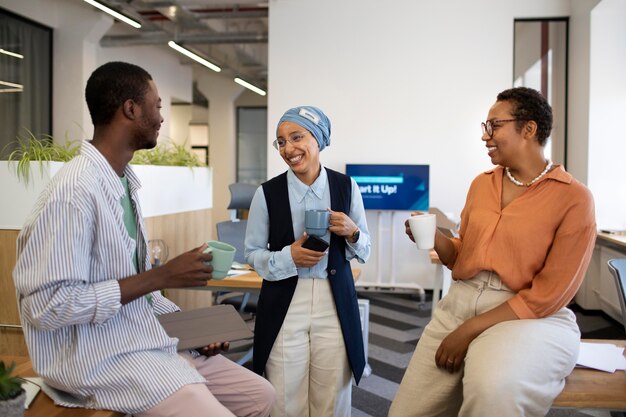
[
  {"xmin": 201, "ymin": 267, "xmax": 362, "ymax": 291},
  {"xmin": 553, "ymin": 339, "xmax": 626, "ymax": 410},
  {"xmin": 0, "ymin": 356, "xmax": 123, "ymax": 417},
  {"xmin": 597, "ymin": 232, "xmax": 626, "ymax": 249},
  {"xmin": 429, "ymin": 250, "xmax": 442, "ymax": 265}
]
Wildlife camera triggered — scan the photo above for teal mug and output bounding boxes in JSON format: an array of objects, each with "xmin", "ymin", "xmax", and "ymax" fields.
[{"xmin": 203, "ymin": 240, "xmax": 237, "ymax": 279}]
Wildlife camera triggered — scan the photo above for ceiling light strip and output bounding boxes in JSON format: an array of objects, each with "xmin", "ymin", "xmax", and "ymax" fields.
[
  {"xmin": 234, "ymin": 77, "xmax": 266, "ymax": 96},
  {"xmin": 0, "ymin": 48, "xmax": 24, "ymax": 59},
  {"xmin": 0, "ymin": 80, "xmax": 24, "ymax": 89},
  {"xmin": 0, "ymin": 88, "xmax": 23, "ymax": 93},
  {"xmin": 168, "ymin": 41, "xmax": 221, "ymax": 73},
  {"xmin": 83, "ymin": 0, "xmax": 141, "ymax": 29}
]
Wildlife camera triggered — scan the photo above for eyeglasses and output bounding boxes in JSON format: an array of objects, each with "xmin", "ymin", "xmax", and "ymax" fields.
[
  {"xmin": 481, "ymin": 119, "xmax": 518, "ymax": 138},
  {"xmin": 273, "ymin": 131, "xmax": 309, "ymax": 150}
]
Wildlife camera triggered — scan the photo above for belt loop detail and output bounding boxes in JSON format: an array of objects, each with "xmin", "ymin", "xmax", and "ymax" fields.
[{"xmin": 487, "ymin": 272, "xmax": 503, "ymax": 290}]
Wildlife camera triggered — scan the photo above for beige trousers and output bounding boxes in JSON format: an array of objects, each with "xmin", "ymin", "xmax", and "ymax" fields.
[
  {"xmin": 389, "ymin": 271, "xmax": 580, "ymax": 417},
  {"xmin": 265, "ymin": 278, "xmax": 352, "ymax": 417},
  {"xmin": 135, "ymin": 353, "xmax": 275, "ymax": 417}
]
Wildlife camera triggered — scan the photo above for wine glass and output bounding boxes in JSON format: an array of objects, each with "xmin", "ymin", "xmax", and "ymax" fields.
[{"xmin": 148, "ymin": 239, "xmax": 169, "ymax": 267}]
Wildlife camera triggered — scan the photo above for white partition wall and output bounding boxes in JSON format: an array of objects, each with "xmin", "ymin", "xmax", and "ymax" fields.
[
  {"xmin": 588, "ymin": 0, "xmax": 626, "ymax": 230},
  {"xmin": 268, "ymin": 0, "xmax": 582, "ymax": 288},
  {"xmin": 268, "ymin": 0, "xmax": 575, "ymax": 219},
  {"xmin": 354, "ymin": 211, "xmax": 435, "ymax": 291}
]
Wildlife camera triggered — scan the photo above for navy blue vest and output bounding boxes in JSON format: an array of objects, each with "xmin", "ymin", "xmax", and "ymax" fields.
[{"xmin": 252, "ymin": 168, "xmax": 366, "ymax": 384}]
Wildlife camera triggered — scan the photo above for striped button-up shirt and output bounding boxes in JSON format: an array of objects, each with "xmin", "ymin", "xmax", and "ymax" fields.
[{"xmin": 13, "ymin": 141, "xmax": 205, "ymax": 414}]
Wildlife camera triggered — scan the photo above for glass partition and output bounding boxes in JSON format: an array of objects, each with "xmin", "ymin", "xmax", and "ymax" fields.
[
  {"xmin": 0, "ymin": 8, "xmax": 52, "ymax": 158},
  {"xmin": 514, "ymin": 18, "xmax": 568, "ymax": 166}
]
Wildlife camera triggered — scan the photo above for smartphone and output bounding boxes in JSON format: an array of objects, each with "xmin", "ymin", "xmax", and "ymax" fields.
[{"xmin": 302, "ymin": 235, "xmax": 330, "ymax": 252}]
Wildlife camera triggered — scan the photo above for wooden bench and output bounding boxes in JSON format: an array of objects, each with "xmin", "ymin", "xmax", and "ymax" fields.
[
  {"xmin": 553, "ymin": 339, "xmax": 626, "ymax": 411},
  {"xmin": 0, "ymin": 355, "xmax": 124, "ymax": 417}
]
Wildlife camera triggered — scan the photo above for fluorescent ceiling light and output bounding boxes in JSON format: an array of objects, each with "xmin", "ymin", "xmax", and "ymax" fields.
[
  {"xmin": 0, "ymin": 48, "xmax": 23, "ymax": 59},
  {"xmin": 234, "ymin": 77, "xmax": 266, "ymax": 96},
  {"xmin": 168, "ymin": 41, "xmax": 221, "ymax": 72},
  {"xmin": 83, "ymin": 0, "xmax": 141, "ymax": 29},
  {"xmin": 0, "ymin": 80, "xmax": 24, "ymax": 93}
]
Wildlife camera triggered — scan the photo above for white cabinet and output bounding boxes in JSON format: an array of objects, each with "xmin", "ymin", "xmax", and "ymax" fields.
[{"xmin": 576, "ymin": 237, "xmax": 626, "ymax": 324}]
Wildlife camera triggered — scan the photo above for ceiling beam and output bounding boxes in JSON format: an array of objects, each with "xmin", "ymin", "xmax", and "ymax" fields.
[{"xmin": 100, "ymin": 31, "xmax": 268, "ymax": 47}]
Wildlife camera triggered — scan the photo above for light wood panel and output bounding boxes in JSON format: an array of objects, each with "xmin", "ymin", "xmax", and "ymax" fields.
[
  {"xmin": 0, "ymin": 229, "xmax": 28, "ymax": 356},
  {"xmin": 144, "ymin": 208, "xmax": 215, "ymax": 310},
  {"xmin": 0, "ymin": 208, "xmax": 215, "ymax": 355}
]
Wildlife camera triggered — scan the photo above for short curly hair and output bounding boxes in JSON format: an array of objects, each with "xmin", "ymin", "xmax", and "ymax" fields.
[
  {"xmin": 85, "ymin": 61, "xmax": 153, "ymax": 126},
  {"xmin": 496, "ymin": 87, "xmax": 553, "ymax": 146}
]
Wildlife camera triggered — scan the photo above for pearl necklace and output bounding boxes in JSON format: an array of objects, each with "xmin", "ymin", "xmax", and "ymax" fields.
[{"xmin": 505, "ymin": 160, "xmax": 553, "ymax": 187}]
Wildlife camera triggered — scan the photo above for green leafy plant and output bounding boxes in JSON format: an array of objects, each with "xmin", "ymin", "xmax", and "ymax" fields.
[
  {"xmin": 0, "ymin": 361, "xmax": 23, "ymax": 401},
  {"xmin": 4, "ymin": 130, "xmax": 205, "ymax": 185},
  {"xmin": 5, "ymin": 129, "xmax": 80, "ymax": 185},
  {"xmin": 130, "ymin": 140, "xmax": 204, "ymax": 167}
]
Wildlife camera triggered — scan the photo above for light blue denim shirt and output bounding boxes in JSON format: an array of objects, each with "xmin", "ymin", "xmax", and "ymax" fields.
[{"xmin": 245, "ymin": 166, "xmax": 371, "ymax": 281}]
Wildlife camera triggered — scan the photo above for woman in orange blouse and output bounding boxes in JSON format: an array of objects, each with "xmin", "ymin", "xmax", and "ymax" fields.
[{"xmin": 389, "ymin": 87, "xmax": 596, "ymax": 417}]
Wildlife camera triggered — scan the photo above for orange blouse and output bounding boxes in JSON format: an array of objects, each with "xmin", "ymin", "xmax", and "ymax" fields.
[{"xmin": 448, "ymin": 165, "xmax": 596, "ymax": 319}]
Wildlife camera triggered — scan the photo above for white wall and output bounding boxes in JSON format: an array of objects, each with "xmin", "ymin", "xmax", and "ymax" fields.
[
  {"xmin": 268, "ymin": 0, "xmax": 607, "ymax": 288},
  {"xmin": 588, "ymin": 0, "xmax": 626, "ymax": 230},
  {"xmin": 269, "ymin": 0, "xmax": 575, "ymax": 219}
]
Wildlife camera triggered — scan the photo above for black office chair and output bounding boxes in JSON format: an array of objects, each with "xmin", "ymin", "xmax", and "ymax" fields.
[
  {"xmin": 215, "ymin": 183, "xmax": 258, "ymax": 313},
  {"xmin": 608, "ymin": 258, "xmax": 626, "ymax": 334}
]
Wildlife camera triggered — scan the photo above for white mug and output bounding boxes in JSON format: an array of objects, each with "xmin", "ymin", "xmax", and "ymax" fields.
[{"xmin": 408, "ymin": 213, "xmax": 437, "ymax": 250}]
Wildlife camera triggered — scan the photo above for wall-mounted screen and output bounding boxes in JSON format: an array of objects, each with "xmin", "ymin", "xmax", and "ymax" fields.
[{"xmin": 346, "ymin": 164, "xmax": 429, "ymax": 211}]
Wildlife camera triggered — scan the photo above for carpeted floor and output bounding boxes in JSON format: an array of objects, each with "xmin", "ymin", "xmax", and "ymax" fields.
[{"xmin": 350, "ymin": 291, "xmax": 626, "ymax": 417}]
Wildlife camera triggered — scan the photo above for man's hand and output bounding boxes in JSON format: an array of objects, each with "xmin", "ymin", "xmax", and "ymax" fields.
[
  {"xmin": 120, "ymin": 244, "xmax": 214, "ymax": 305},
  {"xmin": 158, "ymin": 244, "xmax": 214, "ymax": 288},
  {"xmin": 291, "ymin": 234, "xmax": 326, "ymax": 267},
  {"xmin": 197, "ymin": 341, "xmax": 230, "ymax": 357}
]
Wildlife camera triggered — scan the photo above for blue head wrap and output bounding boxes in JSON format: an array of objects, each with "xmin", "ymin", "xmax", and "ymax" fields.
[{"xmin": 277, "ymin": 106, "xmax": 331, "ymax": 151}]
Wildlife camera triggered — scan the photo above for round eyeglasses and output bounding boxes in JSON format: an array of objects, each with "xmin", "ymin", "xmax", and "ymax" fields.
[
  {"xmin": 481, "ymin": 119, "xmax": 518, "ymax": 138},
  {"xmin": 272, "ymin": 131, "xmax": 308, "ymax": 150}
]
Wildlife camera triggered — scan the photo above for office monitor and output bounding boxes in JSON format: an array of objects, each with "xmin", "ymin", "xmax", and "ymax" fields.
[{"xmin": 346, "ymin": 164, "xmax": 429, "ymax": 211}]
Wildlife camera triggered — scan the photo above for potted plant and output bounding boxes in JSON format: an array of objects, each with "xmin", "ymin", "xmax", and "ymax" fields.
[
  {"xmin": 0, "ymin": 361, "xmax": 25, "ymax": 417},
  {"xmin": 4, "ymin": 129, "xmax": 80, "ymax": 185},
  {"xmin": 1, "ymin": 132, "xmax": 213, "ymax": 228}
]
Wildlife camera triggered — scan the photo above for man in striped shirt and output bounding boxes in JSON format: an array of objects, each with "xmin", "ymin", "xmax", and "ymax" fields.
[{"xmin": 13, "ymin": 61, "xmax": 274, "ymax": 417}]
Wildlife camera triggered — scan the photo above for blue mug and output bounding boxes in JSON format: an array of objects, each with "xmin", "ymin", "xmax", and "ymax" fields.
[{"xmin": 305, "ymin": 209, "xmax": 330, "ymax": 237}]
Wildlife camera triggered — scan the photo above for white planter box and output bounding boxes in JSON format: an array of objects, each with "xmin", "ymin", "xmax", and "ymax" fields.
[
  {"xmin": 132, "ymin": 165, "xmax": 212, "ymax": 218},
  {"xmin": 0, "ymin": 161, "xmax": 212, "ymax": 229},
  {"xmin": 0, "ymin": 161, "xmax": 65, "ymax": 230}
]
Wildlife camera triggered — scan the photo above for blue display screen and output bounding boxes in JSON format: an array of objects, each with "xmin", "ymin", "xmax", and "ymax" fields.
[{"xmin": 346, "ymin": 164, "xmax": 429, "ymax": 211}]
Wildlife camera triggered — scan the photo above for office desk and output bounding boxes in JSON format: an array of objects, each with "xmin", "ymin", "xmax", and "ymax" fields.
[
  {"xmin": 553, "ymin": 339, "xmax": 626, "ymax": 410},
  {"xmin": 0, "ymin": 355, "xmax": 124, "ymax": 417},
  {"xmin": 197, "ymin": 267, "xmax": 362, "ymax": 293}
]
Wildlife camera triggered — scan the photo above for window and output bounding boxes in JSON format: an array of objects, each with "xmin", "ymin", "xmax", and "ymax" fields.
[
  {"xmin": 0, "ymin": 8, "xmax": 52, "ymax": 158},
  {"xmin": 236, "ymin": 107, "xmax": 267, "ymax": 185}
]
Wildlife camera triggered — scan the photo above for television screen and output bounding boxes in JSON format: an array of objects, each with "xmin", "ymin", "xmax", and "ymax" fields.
[{"xmin": 346, "ymin": 164, "xmax": 429, "ymax": 211}]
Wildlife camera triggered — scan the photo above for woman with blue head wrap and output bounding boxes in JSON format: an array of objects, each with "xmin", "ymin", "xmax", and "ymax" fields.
[{"xmin": 245, "ymin": 106, "xmax": 371, "ymax": 417}]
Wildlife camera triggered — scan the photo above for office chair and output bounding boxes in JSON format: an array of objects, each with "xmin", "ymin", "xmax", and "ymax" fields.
[
  {"xmin": 215, "ymin": 183, "xmax": 258, "ymax": 313},
  {"xmin": 608, "ymin": 258, "xmax": 626, "ymax": 334},
  {"xmin": 215, "ymin": 183, "xmax": 258, "ymax": 366}
]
